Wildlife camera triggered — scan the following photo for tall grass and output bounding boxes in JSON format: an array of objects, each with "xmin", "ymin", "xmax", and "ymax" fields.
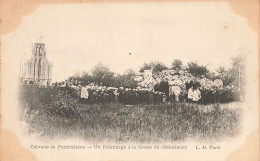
[{"xmin": 20, "ymin": 86, "xmax": 241, "ymax": 143}]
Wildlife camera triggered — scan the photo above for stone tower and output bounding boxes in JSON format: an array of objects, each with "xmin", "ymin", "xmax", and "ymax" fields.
[{"xmin": 20, "ymin": 43, "xmax": 52, "ymax": 86}]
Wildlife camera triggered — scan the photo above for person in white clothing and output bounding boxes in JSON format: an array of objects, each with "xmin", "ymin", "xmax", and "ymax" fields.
[
  {"xmin": 188, "ymin": 86, "xmax": 194, "ymax": 102},
  {"xmin": 192, "ymin": 87, "xmax": 201, "ymax": 102},
  {"xmin": 80, "ymin": 86, "xmax": 89, "ymax": 103},
  {"xmin": 170, "ymin": 86, "xmax": 182, "ymax": 102}
]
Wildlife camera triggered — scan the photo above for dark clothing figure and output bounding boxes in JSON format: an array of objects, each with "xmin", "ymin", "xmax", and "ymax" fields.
[
  {"xmin": 113, "ymin": 90, "xmax": 119, "ymax": 104},
  {"xmin": 125, "ymin": 91, "xmax": 131, "ymax": 105},
  {"xmin": 154, "ymin": 81, "xmax": 169, "ymax": 98},
  {"xmin": 119, "ymin": 91, "xmax": 125, "ymax": 104},
  {"xmin": 149, "ymin": 92, "xmax": 154, "ymax": 104},
  {"xmin": 114, "ymin": 94, "xmax": 119, "ymax": 104}
]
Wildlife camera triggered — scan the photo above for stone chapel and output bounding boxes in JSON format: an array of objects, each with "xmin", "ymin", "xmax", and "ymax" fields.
[{"xmin": 20, "ymin": 43, "xmax": 52, "ymax": 86}]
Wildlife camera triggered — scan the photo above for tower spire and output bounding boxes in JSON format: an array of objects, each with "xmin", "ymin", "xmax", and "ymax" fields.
[{"xmin": 21, "ymin": 42, "xmax": 52, "ymax": 86}]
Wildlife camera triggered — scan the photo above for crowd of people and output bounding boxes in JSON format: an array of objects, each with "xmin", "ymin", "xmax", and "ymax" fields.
[
  {"xmin": 22, "ymin": 75, "xmax": 241, "ymax": 105},
  {"xmin": 52, "ymin": 80, "xmax": 208, "ymax": 105},
  {"xmin": 54, "ymin": 82, "xmax": 167, "ymax": 105}
]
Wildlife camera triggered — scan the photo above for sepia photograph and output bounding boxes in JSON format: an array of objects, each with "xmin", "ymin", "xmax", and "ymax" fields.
[
  {"xmin": 19, "ymin": 42, "xmax": 244, "ymax": 143},
  {"xmin": 1, "ymin": 1, "xmax": 259, "ymax": 161}
]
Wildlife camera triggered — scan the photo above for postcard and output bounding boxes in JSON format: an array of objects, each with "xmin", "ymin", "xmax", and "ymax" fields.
[{"xmin": 0, "ymin": 0, "xmax": 259, "ymax": 161}]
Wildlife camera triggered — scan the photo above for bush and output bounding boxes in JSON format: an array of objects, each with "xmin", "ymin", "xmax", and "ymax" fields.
[
  {"xmin": 200, "ymin": 87, "xmax": 241, "ymax": 104},
  {"xmin": 19, "ymin": 86, "xmax": 242, "ymax": 142}
]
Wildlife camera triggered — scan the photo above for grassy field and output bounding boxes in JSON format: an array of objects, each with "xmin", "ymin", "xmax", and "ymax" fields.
[{"xmin": 20, "ymin": 87, "xmax": 241, "ymax": 143}]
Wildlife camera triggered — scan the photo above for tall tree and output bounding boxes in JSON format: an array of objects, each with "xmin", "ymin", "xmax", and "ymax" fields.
[
  {"xmin": 80, "ymin": 72, "xmax": 93, "ymax": 85},
  {"xmin": 91, "ymin": 63, "xmax": 115, "ymax": 86},
  {"xmin": 122, "ymin": 69, "xmax": 138, "ymax": 88},
  {"xmin": 216, "ymin": 66, "xmax": 232, "ymax": 85},
  {"xmin": 187, "ymin": 61, "xmax": 209, "ymax": 77},
  {"xmin": 229, "ymin": 54, "xmax": 246, "ymax": 90},
  {"xmin": 171, "ymin": 59, "xmax": 182, "ymax": 71}
]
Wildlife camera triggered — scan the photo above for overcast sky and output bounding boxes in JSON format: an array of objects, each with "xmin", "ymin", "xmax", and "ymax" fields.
[{"xmin": 2, "ymin": 2, "xmax": 257, "ymax": 81}]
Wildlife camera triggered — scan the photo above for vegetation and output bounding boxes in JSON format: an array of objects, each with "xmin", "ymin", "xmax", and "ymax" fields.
[
  {"xmin": 66, "ymin": 54, "xmax": 245, "ymax": 92},
  {"xmin": 139, "ymin": 61, "xmax": 169, "ymax": 73},
  {"xmin": 187, "ymin": 61, "xmax": 209, "ymax": 77},
  {"xmin": 20, "ymin": 86, "xmax": 241, "ymax": 143},
  {"xmin": 20, "ymin": 55, "xmax": 245, "ymax": 142},
  {"xmin": 171, "ymin": 59, "xmax": 183, "ymax": 71},
  {"xmin": 67, "ymin": 64, "xmax": 138, "ymax": 88}
]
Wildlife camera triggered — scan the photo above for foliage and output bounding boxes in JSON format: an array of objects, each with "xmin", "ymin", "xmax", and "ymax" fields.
[
  {"xmin": 214, "ymin": 54, "xmax": 245, "ymax": 91},
  {"xmin": 113, "ymin": 69, "xmax": 138, "ymax": 88},
  {"xmin": 187, "ymin": 61, "xmax": 209, "ymax": 77},
  {"xmin": 20, "ymin": 86, "xmax": 241, "ymax": 142},
  {"xmin": 229, "ymin": 54, "xmax": 245, "ymax": 89},
  {"xmin": 139, "ymin": 61, "xmax": 168, "ymax": 73},
  {"xmin": 80, "ymin": 72, "xmax": 94, "ymax": 85},
  {"xmin": 68, "ymin": 64, "xmax": 138, "ymax": 88},
  {"xmin": 66, "ymin": 54, "xmax": 245, "ymax": 93},
  {"xmin": 46, "ymin": 88, "xmax": 81, "ymax": 118},
  {"xmin": 91, "ymin": 63, "xmax": 115, "ymax": 86},
  {"xmin": 199, "ymin": 87, "xmax": 241, "ymax": 104},
  {"xmin": 171, "ymin": 59, "xmax": 182, "ymax": 71}
]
